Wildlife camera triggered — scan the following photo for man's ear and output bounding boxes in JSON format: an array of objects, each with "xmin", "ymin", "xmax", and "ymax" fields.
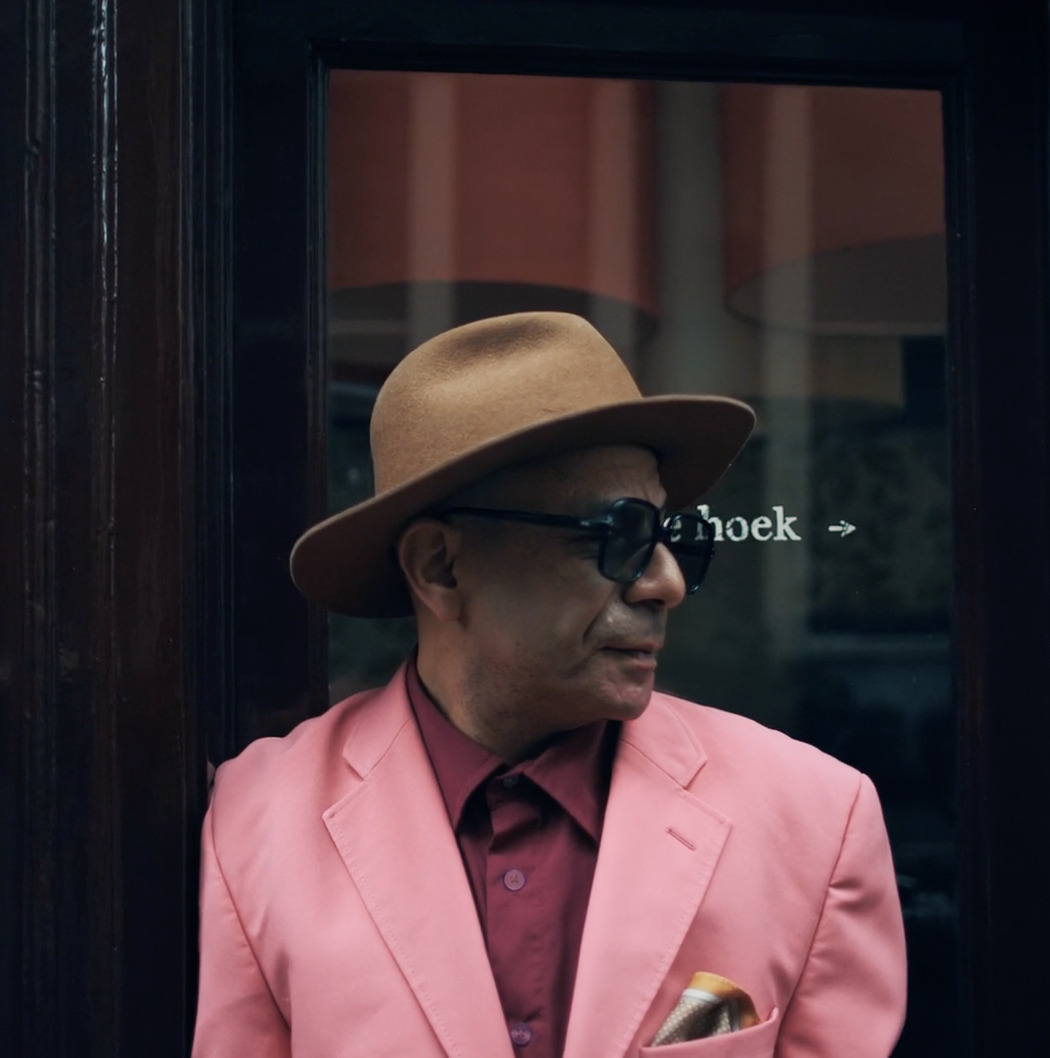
[{"xmin": 396, "ymin": 519, "xmax": 463, "ymax": 621}]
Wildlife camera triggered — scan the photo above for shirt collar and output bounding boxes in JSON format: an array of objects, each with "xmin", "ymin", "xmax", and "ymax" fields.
[{"xmin": 406, "ymin": 655, "xmax": 614, "ymax": 842}]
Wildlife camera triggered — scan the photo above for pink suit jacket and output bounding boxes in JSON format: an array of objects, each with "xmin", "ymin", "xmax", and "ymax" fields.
[{"xmin": 193, "ymin": 667, "xmax": 906, "ymax": 1058}]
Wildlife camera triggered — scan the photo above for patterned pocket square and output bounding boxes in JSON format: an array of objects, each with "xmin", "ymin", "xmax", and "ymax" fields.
[{"xmin": 651, "ymin": 972, "xmax": 760, "ymax": 1046}]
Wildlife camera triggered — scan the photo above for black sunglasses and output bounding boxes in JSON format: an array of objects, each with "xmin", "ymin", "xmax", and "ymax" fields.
[{"xmin": 436, "ymin": 497, "xmax": 715, "ymax": 594}]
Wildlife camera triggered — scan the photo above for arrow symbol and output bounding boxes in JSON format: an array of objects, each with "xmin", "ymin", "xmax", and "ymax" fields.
[{"xmin": 827, "ymin": 520, "xmax": 856, "ymax": 537}]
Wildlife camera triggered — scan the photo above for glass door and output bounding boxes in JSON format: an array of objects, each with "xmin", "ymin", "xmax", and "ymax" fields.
[{"xmin": 324, "ymin": 70, "xmax": 954, "ymax": 1055}]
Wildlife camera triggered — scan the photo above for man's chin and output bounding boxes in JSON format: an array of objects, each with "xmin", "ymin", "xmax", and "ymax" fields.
[{"xmin": 603, "ymin": 676, "xmax": 656, "ymax": 721}]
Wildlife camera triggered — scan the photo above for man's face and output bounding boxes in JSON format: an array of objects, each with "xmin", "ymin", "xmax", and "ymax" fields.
[{"xmin": 451, "ymin": 445, "xmax": 686, "ymax": 750}]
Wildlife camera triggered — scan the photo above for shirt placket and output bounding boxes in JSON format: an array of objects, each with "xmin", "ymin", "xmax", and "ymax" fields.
[{"xmin": 485, "ymin": 775, "xmax": 550, "ymax": 1055}]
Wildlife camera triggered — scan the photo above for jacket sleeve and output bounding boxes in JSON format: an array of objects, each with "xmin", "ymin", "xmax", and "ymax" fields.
[
  {"xmin": 191, "ymin": 799, "xmax": 292, "ymax": 1058},
  {"xmin": 775, "ymin": 774, "xmax": 907, "ymax": 1057}
]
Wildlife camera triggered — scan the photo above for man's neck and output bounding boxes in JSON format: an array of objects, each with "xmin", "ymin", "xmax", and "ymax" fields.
[{"xmin": 414, "ymin": 649, "xmax": 553, "ymax": 762}]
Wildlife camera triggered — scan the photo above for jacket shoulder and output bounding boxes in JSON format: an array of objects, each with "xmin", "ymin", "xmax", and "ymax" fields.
[
  {"xmin": 648, "ymin": 689, "xmax": 866, "ymax": 803},
  {"xmin": 208, "ymin": 679, "xmax": 400, "ymax": 838}
]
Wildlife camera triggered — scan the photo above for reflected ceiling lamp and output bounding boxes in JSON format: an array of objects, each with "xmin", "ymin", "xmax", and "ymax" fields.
[
  {"xmin": 327, "ymin": 70, "xmax": 658, "ymax": 378},
  {"xmin": 721, "ymin": 84, "xmax": 946, "ymax": 337}
]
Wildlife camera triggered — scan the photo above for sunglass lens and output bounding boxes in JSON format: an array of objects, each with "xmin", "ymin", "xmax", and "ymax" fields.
[
  {"xmin": 664, "ymin": 513, "xmax": 714, "ymax": 592},
  {"xmin": 602, "ymin": 500, "xmax": 658, "ymax": 582}
]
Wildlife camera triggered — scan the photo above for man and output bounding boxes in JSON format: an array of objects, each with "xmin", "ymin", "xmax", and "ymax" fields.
[{"xmin": 193, "ymin": 312, "xmax": 906, "ymax": 1057}]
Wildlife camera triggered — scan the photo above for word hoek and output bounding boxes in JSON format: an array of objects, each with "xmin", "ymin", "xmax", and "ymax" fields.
[{"xmin": 696, "ymin": 505, "xmax": 802, "ymax": 542}]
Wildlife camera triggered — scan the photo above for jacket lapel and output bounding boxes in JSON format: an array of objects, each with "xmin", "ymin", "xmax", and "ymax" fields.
[
  {"xmin": 322, "ymin": 673, "xmax": 514, "ymax": 1058},
  {"xmin": 563, "ymin": 696, "xmax": 732, "ymax": 1058}
]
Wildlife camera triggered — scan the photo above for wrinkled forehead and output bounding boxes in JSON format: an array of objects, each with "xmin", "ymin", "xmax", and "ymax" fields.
[{"xmin": 450, "ymin": 444, "xmax": 666, "ymax": 512}]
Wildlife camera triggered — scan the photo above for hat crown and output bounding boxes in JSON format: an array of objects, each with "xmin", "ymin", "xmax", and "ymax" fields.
[{"xmin": 371, "ymin": 312, "xmax": 641, "ymax": 494}]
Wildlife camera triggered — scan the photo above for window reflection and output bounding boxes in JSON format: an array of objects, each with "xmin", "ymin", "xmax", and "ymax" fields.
[{"xmin": 326, "ymin": 71, "xmax": 954, "ymax": 1055}]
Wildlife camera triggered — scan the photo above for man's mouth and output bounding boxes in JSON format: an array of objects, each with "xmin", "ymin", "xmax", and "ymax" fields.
[{"xmin": 604, "ymin": 641, "xmax": 661, "ymax": 658}]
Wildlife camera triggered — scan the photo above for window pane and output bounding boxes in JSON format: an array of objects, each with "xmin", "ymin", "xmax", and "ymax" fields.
[{"xmin": 326, "ymin": 71, "xmax": 953, "ymax": 1055}]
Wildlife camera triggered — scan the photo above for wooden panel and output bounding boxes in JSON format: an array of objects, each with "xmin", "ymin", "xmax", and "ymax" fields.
[
  {"xmin": 949, "ymin": 8, "xmax": 1050, "ymax": 1057},
  {"xmin": 228, "ymin": 30, "xmax": 330, "ymax": 751},
  {"xmin": 0, "ymin": 0, "xmax": 208, "ymax": 1053}
]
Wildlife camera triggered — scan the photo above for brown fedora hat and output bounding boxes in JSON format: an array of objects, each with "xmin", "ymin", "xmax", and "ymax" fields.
[{"xmin": 291, "ymin": 312, "xmax": 755, "ymax": 617}]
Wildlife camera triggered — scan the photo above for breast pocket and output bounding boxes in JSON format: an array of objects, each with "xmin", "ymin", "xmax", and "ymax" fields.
[{"xmin": 637, "ymin": 1006, "xmax": 780, "ymax": 1057}]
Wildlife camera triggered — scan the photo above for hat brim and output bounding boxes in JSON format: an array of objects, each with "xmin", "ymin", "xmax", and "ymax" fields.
[{"xmin": 290, "ymin": 395, "xmax": 755, "ymax": 617}]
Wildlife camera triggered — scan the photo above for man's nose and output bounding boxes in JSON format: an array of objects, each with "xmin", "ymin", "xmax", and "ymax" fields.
[{"xmin": 623, "ymin": 542, "xmax": 686, "ymax": 609}]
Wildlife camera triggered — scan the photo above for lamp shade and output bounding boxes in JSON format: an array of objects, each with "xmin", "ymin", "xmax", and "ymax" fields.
[
  {"xmin": 327, "ymin": 71, "xmax": 658, "ymax": 375},
  {"xmin": 722, "ymin": 84, "xmax": 946, "ymax": 336}
]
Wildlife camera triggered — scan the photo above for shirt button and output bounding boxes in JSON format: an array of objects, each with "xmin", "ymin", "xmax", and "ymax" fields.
[
  {"xmin": 500, "ymin": 774, "xmax": 519, "ymax": 789},
  {"xmin": 503, "ymin": 868, "xmax": 526, "ymax": 891},
  {"xmin": 509, "ymin": 1022, "xmax": 533, "ymax": 1046}
]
